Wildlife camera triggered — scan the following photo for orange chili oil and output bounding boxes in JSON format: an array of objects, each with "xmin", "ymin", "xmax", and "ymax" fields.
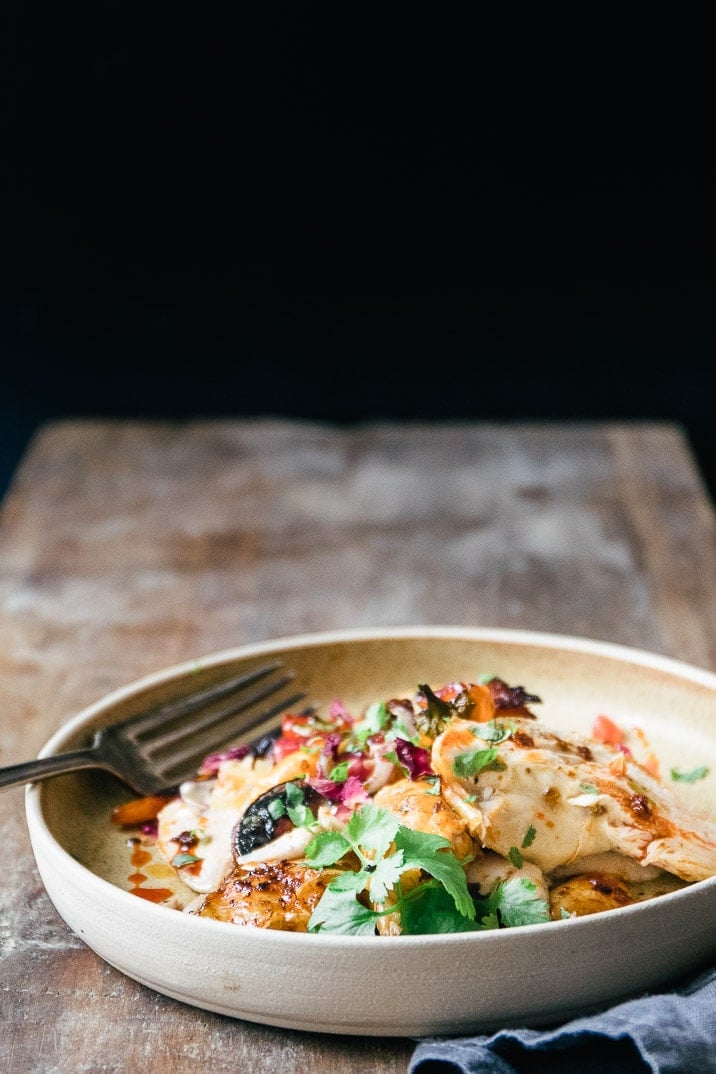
[{"xmin": 126, "ymin": 837, "xmax": 173, "ymax": 903}]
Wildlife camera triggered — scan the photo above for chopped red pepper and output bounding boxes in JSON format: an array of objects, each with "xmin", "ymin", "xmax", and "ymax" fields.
[{"xmin": 591, "ymin": 713, "xmax": 625, "ymax": 746}]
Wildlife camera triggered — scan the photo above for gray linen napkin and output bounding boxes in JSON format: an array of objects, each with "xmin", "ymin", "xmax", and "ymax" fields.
[{"xmin": 409, "ymin": 964, "xmax": 716, "ymax": 1074}]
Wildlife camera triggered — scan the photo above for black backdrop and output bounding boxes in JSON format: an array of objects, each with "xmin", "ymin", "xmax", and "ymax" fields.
[{"xmin": 2, "ymin": 7, "xmax": 714, "ymax": 498}]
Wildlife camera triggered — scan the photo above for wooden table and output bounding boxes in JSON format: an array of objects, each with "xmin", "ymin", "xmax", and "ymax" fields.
[{"xmin": 2, "ymin": 419, "xmax": 714, "ymax": 1073}]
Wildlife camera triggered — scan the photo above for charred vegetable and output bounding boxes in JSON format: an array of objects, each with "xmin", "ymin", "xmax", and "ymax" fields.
[
  {"xmin": 414, "ymin": 684, "xmax": 454, "ymax": 737},
  {"xmin": 233, "ymin": 780, "xmax": 325, "ymax": 857}
]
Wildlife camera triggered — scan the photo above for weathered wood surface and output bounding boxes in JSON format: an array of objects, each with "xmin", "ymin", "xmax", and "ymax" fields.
[{"xmin": 1, "ymin": 418, "xmax": 714, "ymax": 1074}]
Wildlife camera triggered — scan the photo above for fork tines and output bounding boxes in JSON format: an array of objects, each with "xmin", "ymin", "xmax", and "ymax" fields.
[{"xmin": 123, "ymin": 662, "xmax": 306, "ymax": 787}]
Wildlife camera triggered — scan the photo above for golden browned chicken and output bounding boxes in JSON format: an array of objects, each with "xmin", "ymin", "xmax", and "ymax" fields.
[
  {"xmin": 372, "ymin": 778, "xmax": 476, "ymax": 861},
  {"xmin": 432, "ymin": 716, "xmax": 716, "ymax": 883},
  {"xmin": 189, "ymin": 861, "xmax": 343, "ymax": 931}
]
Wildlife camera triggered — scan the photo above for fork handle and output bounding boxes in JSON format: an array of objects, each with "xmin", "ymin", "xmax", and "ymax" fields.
[{"xmin": 0, "ymin": 749, "xmax": 100, "ymax": 791}]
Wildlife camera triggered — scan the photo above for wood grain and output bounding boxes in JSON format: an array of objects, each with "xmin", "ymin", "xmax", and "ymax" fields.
[{"xmin": 1, "ymin": 418, "xmax": 714, "ymax": 1073}]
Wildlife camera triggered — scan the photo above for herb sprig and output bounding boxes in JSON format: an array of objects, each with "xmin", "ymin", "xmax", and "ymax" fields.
[
  {"xmin": 305, "ymin": 802, "xmax": 474, "ymax": 935},
  {"xmin": 304, "ymin": 802, "xmax": 550, "ymax": 935},
  {"xmin": 670, "ymin": 766, "xmax": 710, "ymax": 783}
]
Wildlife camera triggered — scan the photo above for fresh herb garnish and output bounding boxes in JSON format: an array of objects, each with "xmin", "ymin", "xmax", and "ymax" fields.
[
  {"xmin": 284, "ymin": 781, "xmax": 315, "ymax": 827},
  {"xmin": 264, "ymin": 782, "xmax": 316, "ymax": 826},
  {"xmin": 579, "ymin": 783, "xmax": 599, "ymax": 795},
  {"xmin": 171, "ymin": 852, "xmax": 200, "ymax": 868},
  {"xmin": 414, "ymin": 684, "xmax": 455, "ymax": 738},
  {"xmin": 399, "ymin": 882, "xmax": 483, "ymax": 934},
  {"xmin": 670, "ymin": 766, "xmax": 710, "ymax": 783},
  {"xmin": 521, "ymin": 825, "xmax": 537, "ymax": 848},
  {"xmin": 305, "ymin": 802, "xmax": 474, "ymax": 935},
  {"xmin": 452, "ymin": 747, "xmax": 507, "ymax": 780},
  {"xmin": 474, "ymin": 878, "xmax": 550, "ymax": 928},
  {"xmin": 472, "ymin": 720, "xmax": 515, "ymax": 744},
  {"xmin": 327, "ymin": 761, "xmax": 351, "ymax": 783},
  {"xmin": 349, "ymin": 700, "xmax": 391, "ymax": 748},
  {"xmin": 508, "ymin": 846, "xmax": 524, "ymax": 869}
]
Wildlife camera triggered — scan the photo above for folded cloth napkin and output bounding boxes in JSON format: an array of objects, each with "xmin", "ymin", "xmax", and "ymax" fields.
[{"xmin": 409, "ymin": 964, "xmax": 716, "ymax": 1074}]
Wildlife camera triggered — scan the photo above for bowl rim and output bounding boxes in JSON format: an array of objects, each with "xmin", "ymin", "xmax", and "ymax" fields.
[{"xmin": 25, "ymin": 624, "xmax": 716, "ymax": 951}]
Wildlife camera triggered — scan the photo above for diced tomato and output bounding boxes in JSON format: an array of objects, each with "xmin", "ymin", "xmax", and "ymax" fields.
[
  {"xmin": 592, "ymin": 714, "xmax": 625, "ymax": 746},
  {"xmin": 272, "ymin": 731, "xmax": 305, "ymax": 761},
  {"xmin": 273, "ymin": 705, "xmax": 354, "ymax": 761},
  {"xmin": 271, "ymin": 713, "xmax": 314, "ymax": 759},
  {"xmin": 272, "ymin": 712, "xmax": 322, "ymax": 760},
  {"xmin": 280, "ymin": 713, "xmax": 315, "ymax": 738},
  {"xmin": 435, "ymin": 682, "xmax": 465, "ymax": 702}
]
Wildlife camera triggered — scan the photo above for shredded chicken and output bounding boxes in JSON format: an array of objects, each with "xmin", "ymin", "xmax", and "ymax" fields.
[{"xmin": 432, "ymin": 717, "xmax": 716, "ymax": 882}]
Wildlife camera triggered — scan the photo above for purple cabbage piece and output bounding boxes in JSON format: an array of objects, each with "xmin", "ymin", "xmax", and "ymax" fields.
[
  {"xmin": 393, "ymin": 738, "xmax": 433, "ymax": 779},
  {"xmin": 198, "ymin": 743, "xmax": 250, "ymax": 776}
]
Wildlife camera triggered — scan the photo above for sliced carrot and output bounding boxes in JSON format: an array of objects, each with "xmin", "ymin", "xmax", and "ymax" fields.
[
  {"xmin": 642, "ymin": 753, "xmax": 661, "ymax": 779},
  {"xmin": 465, "ymin": 682, "xmax": 498, "ymax": 723},
  {"xmin": 111, "ymin": 795, "xmax": 173, "ymax": 827}
]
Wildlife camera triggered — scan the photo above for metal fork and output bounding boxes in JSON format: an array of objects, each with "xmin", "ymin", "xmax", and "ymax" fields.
[{"xmin": 0, "ymin": 662, "xmax": 306, "ymax": 795}]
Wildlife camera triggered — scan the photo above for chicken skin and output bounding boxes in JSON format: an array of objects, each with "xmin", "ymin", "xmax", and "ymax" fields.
[
  {"xmin": 190, "ymin": 861, "xmax": 342, "ymax": 931},
  {"xmin": 432, "ymin": 717, "xmax": 716, "ymax": 882}
]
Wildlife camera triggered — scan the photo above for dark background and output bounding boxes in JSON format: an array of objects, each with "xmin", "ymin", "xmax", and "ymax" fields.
[{"xmin": 2, "ymin": 7, "xmax": 714, "ymax": 500}]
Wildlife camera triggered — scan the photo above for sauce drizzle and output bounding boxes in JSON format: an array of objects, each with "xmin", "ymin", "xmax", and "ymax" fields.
[{"xmin": 126, "ymin": 837, "xmax": 173, "ymax": 903}]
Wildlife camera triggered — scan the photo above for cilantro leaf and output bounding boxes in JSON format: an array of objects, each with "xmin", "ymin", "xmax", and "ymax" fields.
[
  {"xmin": 327, "ymin": 761, "xmax": 350, "ymax": 783},
  {"xmin": 326, "ymin": 870, "xmax": 368, "ymax": 894},
  {"xmin": 349, "ymin": 700, "xmax": 391, "ymax": 747},
  {"xmin": 522, "ymin": 825, "xmax": 537, "ymax": 848},
  {"xmin": 304, "ymin": 830, "xmax": 352, "ymax": 867},
  {"xmin": 364, "ymin": 700, "xmax": 391, "ymax": 732},
  {"xmin": 306, "ymin": 802, "xmax": 477, "ymax": 935},
  {"xmin": 670, "ymin": 766, "xmax": 710, "ymax": 783},
  {"xmin": 346, "ymin": 802, "xmax": 399, "ymax": 861},
  {"xmin": 307, "ymin": 886, "xmax": 382, "ymax": 936},
  {"xmin": 478, "ymin": 909, "xmax": 500, "ymax": 930},
  {"xmin": 393, "ymin": 826, "xmax": 475, "ymax": 920},
  {"xmin": 400, "ymin": 882, "xmax": 482, "ymax": 934},
  {"xmin": 285, "ymin": 782, "xmax": 315, "ymax": 827},
  {"xmin": 484, "ymin": 878, "xmax": 550, "ymax": 928},
  {"xmin": 472, "ymin": 720, "xmax": 515, "ymax": 744},
  {"xmin": 452, "ymin": 747, "xmax": 506, "ymax": 780},
  {"xmin": 508, "ymin": 846, "xmax": 524, "ymax": 869},
  {"xmin": 368, "ymin": 850, "xmax": 405, "ymax": 905}
]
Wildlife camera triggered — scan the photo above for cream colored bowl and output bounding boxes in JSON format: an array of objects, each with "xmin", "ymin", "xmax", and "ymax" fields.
[{"xmin": 25, "ymin": 627, "xmax": 716, "ymax": 1036}]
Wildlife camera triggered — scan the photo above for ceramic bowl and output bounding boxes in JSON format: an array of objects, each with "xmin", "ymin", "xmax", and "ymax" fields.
[{"xmin": 25, "ymin": 626, "xmax": 716, "ymax": 1036}]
